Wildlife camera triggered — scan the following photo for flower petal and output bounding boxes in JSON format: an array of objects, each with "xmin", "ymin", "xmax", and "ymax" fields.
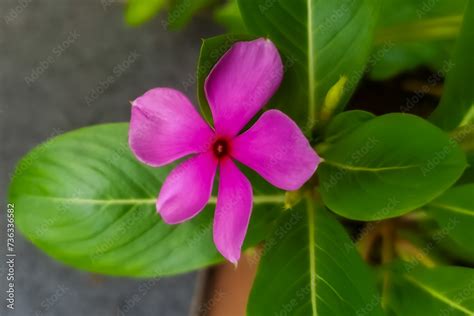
[
  {"xmin": 213, "ymin": 158, "xmax": 253, "ymax": 264},
  {"xmin": 157, "ymin": 152, "xmax": 217, "ymax": 224},
  {"xmin": 232, "ymin": 110, "xmax": 320, "ymax": 191},
  {"xmin": 129, "ymin": 88, "xmax": 214, "ymax": 167},
  {"xmin": 205, "ymin": 38, "xmax": 283, "ymax": 137}
]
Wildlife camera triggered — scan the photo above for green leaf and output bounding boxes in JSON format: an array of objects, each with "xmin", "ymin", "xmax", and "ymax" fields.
[
  {"xmin": 196, "ymin": 34, "xmax": 257, "ymax": 123},
  {"xmin": 238, "ymin": 0, "xmax": 381, "ymax": 127},
  {"xmin": 453, "ymin": 124, "xmax": 474, "ymax": 184},
  {"xmin": 8, "ymin": 123, "xmax": 283, "ymax": 277},
  {"xmin": 125, "ymin": 0, "xmax": 166, "ymax": 26},
  {"xmin": 213, "ymin": 0, "xmax": 247, "ymax": 33},
  {"xmin": 426, "ymin": 184, "xmax": 474, "ymax": 254},
  {"xmin": 386, "ymin": 266, "xmax": 474, "ymax": 315},
  {"xmin": 167, "ymin": 0, "xmax": 216, "ymax": 30},
  {"xmin": 317, "ymin": 110, "xmax": 375, "ymax": 156},
  {"xmin": 248, "ymin": 200, "xmax": 384, "ymax": 316},
  {"xmin": 403, "ymin": 218, "xmax": 474, "ymax": 265},
  {"xmin": 430, "ymin": 0, "xmax": 474, "ymax": 131},
  {"xmin": 370, "ymin": 0, "xmax": 466, "ymax": 79},
  {"xmin": 318, "ymin": 113, "xmax": 467, "ymax": 220},
  {"xmin": 323, "ymin": 110, "xmax": 376, "ymax": 145}
]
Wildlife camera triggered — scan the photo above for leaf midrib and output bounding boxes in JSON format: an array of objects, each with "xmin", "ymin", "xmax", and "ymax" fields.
[
  {"xmin": 306, "ymin": 198, "xmax": 318, "ymax": 316},
  {"xmin": 430, "ymin": 202, "xmax": 474, "ymax": 217},
  {"xmin": 21, "ymin": 195, "xmax": 285, "ymax": 205},
  {"xmin": 307, "ymin": 0, "xmax": 316, "ymax": 126},
  {"xmin": 404, "ymin": 275, "xmax": 473, "ymax": 314},
  {"xmin": 323, "ymin": 160, "xmax": 419, "ymax": 172}
]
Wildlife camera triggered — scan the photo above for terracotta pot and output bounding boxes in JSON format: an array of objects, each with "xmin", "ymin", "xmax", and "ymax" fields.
[{"xmin": 190, "ymin": 253, "xmax": 258, "ymax": 316}]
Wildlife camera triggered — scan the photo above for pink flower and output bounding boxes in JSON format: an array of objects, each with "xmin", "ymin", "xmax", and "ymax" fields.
[{"xmin": 129, "ymin": 38, "xmax": 320, "ymax": 263}]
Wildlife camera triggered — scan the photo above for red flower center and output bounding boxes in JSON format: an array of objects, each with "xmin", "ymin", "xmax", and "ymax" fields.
[{"xmin": 213, "ymin": 139, "xmax": 229, "ymax": 158}]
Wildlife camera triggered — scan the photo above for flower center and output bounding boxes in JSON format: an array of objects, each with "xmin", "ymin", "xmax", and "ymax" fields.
[{"xmin": 213, "ymin": 139, "xmax": 229, "ymax": 158}]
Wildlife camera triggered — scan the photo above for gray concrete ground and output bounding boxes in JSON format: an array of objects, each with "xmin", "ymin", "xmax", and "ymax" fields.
[{"xmin": 0, "ymin": 1, "xmax": 221, "ymax": 315}]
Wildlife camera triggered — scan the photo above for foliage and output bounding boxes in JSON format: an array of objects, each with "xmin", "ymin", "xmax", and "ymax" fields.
[
  {"xmin": 10, "ymin": 0, "xmax": 474, "ymax": 314},
  {"xmin": 9, "ymin": 124, "xmax": 282, "ymax": 277}
]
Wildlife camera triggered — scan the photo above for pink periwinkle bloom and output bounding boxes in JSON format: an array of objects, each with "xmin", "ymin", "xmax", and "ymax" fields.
[{"xmin": 129, "ymin": 38, "xmax": 320, "ymax": 263}]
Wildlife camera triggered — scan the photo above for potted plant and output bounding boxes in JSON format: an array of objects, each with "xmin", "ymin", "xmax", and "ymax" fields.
[{"xmin": 8, "ymin": 0, "xmax": 474, "ymax": 315}]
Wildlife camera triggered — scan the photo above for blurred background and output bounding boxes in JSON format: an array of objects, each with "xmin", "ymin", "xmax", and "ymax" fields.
[{"xmin": 0, "ymin": 1, "xmax": 222, "ymax": 315}]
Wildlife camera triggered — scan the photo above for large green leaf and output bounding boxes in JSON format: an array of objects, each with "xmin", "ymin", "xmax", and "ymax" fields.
[
  {"xmin": 238, "ymin": 0, "xmax": 381, "ymax": 128},
  {"xmin": 318, "ymin": 113, "xmax": 467, "ymax": 220},
  {"xmin": 8, "ymin": 123, "xmax": 284, "ymax": 277},
  {"xmin": 370, "ymin": 0, "xmax": 466, "ymax": 79},
  {"xmin": 426, "ymin": 184, "xmax": 474, "ymax": 254},
  {"xmin": 247, "ymin": 200, "xmax": 384, "ymax": 316},
  {"xmin": 386, "ymin": 266, "xmax": 474, "ymax": 315},
  {"xmin": 429, "ymin": 0, "xmax": 474, "ymax": 131}
]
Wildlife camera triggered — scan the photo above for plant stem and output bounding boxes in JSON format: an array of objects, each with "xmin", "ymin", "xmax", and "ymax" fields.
[
  {"xmin": 375, "ymin": 15, "xmax": 462, "ymax": 44},
  {"xmin": 380, "ymin": 222, "xmax": 396, "ymax": 309},
  {"xmin": 395, "ymin": 239, "xmax": 436, "ymax": 268}
]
